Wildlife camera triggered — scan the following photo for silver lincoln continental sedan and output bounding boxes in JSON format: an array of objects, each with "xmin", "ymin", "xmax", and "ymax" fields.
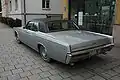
[{"xmin": 14, "ymin": 18, "xmax": 114, "ymax": 65}]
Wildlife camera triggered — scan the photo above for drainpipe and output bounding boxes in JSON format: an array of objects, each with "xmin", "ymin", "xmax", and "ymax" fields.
[
  {"xmin": 68, "ymin": 0, "xmax": 71, "ymax": 20},
  {"xmin": 23, "ymin": 0, "xmax": 26, "ymax": 26},
  {"xmin": 4, "ymin": 0, "xmax": 8, "ymax": 17}
]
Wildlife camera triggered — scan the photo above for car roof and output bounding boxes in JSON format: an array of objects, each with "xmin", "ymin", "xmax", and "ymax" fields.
[{"xmin": 31, "ymin": 18, "xmax": 68, "ymax": 23}]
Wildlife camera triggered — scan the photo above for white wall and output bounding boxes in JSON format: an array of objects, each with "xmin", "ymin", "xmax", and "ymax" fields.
[
  {"xmin": 8, "ymin": 0, "xmax": 22, "ymax": 14},
  {"xmin": 9, "ymin": 15, "xmax": 22, "ymax": 19},
  {"xmin": 26, "ymin": 15, "xmax": 46, "ymax": 22},
  {"xmin": 2, "ymin": 0, "xmax": 64, "ymax": 26},
  {"xmin": 6, "ymin": 0, "xmax": 22, "ymax": 20},
  {"xmin": 1, "ymin": 0, "xmax": 8, "ymax": 17},
  {"xmin": 25, "ymin": 0, "xmax": 63, "ymax": 14}
]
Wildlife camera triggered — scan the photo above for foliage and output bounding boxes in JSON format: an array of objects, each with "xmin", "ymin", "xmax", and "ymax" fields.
[{"xmin": 0, "ymin": 17, "xmax": 22, "ymax": 28}]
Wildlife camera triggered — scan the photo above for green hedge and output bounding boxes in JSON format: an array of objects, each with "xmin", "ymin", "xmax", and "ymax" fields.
[{"xmin": 0, "ymin": 17, "xmax": 22, "ymax": 28}]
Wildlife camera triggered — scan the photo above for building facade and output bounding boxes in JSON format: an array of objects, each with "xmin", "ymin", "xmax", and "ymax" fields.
[
  {"xmin": 115, "ymin": 0, "xmax": 120, "ymax": 25},
  {"xmin": 113, "ymin": 0, "xmax": 120, "ymax": 46},
  {"xmin": 1, "ymin": 0, "xmax": 64, "ymax": 26}
]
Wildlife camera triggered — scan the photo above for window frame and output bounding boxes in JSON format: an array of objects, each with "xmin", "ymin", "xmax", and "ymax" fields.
[
  {"xmin": 38, "ymin": 22, "xmax": 48, "ymax": 33},
  {"xmin": 9, "ymin": 1, "xmax": 12, "ymax": 11},
  {"xmin": 46, "ymin": 20, "xmax": 80, "ymax": 32},
  {"xmin": 25, "ymin": 21, "xmax": 33, "ymax": 30},
  {"xmin": 30, "ymin": 22, "xmax": 39, "ymax": 32},
  {"xmin": 15, "ymin": 0, "xmax": 18, "ymax": 11},
  {"xmin": 42, "ymin": 0, "xmax": 50, "ymax": 10}
]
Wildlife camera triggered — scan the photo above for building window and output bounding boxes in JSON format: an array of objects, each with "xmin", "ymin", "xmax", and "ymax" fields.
[
  {"xmin": 42, "ymin": 0, "xmax": 50, "ymax": 9},
  {"xmin": 15, "ymin": 0, "xmax": 18, "ymax": 11},
  {"xmin": 10, "ymin": 1, "xmax": 12, "ymax": 11}
]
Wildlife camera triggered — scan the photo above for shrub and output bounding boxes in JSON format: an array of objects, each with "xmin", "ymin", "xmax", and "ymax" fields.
[
  {"xmin": 0, "ymin": 17, "xmax": 22, "ymax": 28},
  {"xmin": 15, "ymin": 18, "xmax": 22, "ymax": 27},
  {"xmin": 6, "ymin": 17, "xmax": 15, "ymax": 28}
]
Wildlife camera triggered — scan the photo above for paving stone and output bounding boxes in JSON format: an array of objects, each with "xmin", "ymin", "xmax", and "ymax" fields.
[
  {"xmin": 0, "ymin": 71, "xmax": 12, "ymax": 77},
  {"xmin": 79, "ymin": 71, "xmax": 94, "ymax": 79},
  {"xmin": 62, "ymin": 78, "xmax": 72, "ymax": 80},
  {"xmin": 92, "ymin": 75, "xmax": 105, "ymax": 80},
  {"xmin": 19, "ymin": 77, "xmax": 29, "ymax": 80},
  {"xmin": 39, "ymin": 72, "xmax": 51, "ymax": 78},
  {"xmin": 32, "ymin": 64, "xmax": 43, "ymax": 69},
  {"xmin": 40, "ymin": 78, "xmax": 50, "ymax": 80},
  {"xmin": 22, "ymin": 66, "xmax": 33, "ymax": 71},
  {"xmin": 25, "ymin": 61, "xmax": 34, "ymax": 66},
  {"xmin": 71, "ymin": 75, "xmax": 85, "ymax": 80},
  {"xmin": 0, "ymin": 64, "xmax": 9, "ymax": 68},
  {"xmin": 30, "ymin": 68, "xmax": 42, "ymax": 74},
  {"xmin": 113, "ymin": 67, "xmax": 120, "ymax": 73},
  {"xmin": 59, "ymin": 72, "xmax": 72, "ymax": 78},
  {"xmin": 104, "ymin": 70, "xmax": 118, "ymax": 76},
  {"xmin": 49, "ymin": 69, "xmax": 62, "ymax": 75},
  {"xmin": 41, "ymin": 66, "xmax": 52, "ymax": 72},
  {"xmin": 86, "ymin": 78, "xmax": 93, "ymax": 80},
  {"xmin": 0, "ymin": 67, "xmax": 4, "ymax": 72},
  {"xmin": 28, "ymin": 74, "xmax": 41, "ymax": 80},
  {"xmin": 20, "ymin": 71, "xmax": 32, "ymax": 77},
  {"xmin": 5, "ymin": 65, "xmax": 15, "ymax": 71},
  {"xmin": 12, "ymin": 68, "xmax": 23, "ymax": 74},
  {"xmin": 49, "ymin": 74, "xmax": 63, "ymax": 80},
  {"xmin": 111, "ymin": 75, "xmax": 120, "ymax": 80},
  {"xmin": 0, "ymin": 77, "xmax": 7, "ymax": 80},
  {"xmin": 1, "ymin": 25, "xmax": 120, "ymax": 80},
  {"xmin": 93, "ymin": 68, "xmax": 105, "ymax": 73},
  {"xmin": 101, "ymin": 72, "xmax": 112, "ymax": 78},
  {"xmin": 8, "ymin": 74, "xmax": 20, "ymax": 80},
  {"xmin": 8, "ymin": 60, "xmax": 18, "ymax": 66},
  {"xmin": 17, "ymin": 59, "xmax": 28, "ymax": 64},
  {"xmin": 41, "ymin": 63, "xmax": 50, "ymax": 67},
  {"xmin": 15, "ymin": 64, "xmax": 25, "ymax": 68}
]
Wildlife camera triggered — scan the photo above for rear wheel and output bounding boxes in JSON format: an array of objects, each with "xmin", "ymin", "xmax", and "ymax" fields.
[{"xmin": 39, "ymin": 46, "xmax": 51, "ymax": 62}]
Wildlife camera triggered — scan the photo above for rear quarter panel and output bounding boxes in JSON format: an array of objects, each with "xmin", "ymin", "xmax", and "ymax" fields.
[
  {"xmin": 45, "ymin": 39, "xmax": 70, "ymax": 63},
  {"xmin": 36, "ymin": 33, "xmax": 70, "ymax": 63}
]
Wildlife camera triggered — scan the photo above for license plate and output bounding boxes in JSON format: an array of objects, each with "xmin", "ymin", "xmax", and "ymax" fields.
[{"xmin": 90, "ymin": 50, "xmax": 97, "ymax": 56}]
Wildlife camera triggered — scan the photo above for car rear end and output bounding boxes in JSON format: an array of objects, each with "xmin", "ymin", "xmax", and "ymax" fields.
[
  {"xmin": 65, "ymin": 43, "xmax": 114, "ymax": 64},
  {"xmin": 65, "ymin": 33, "xmax": 114, "ymax": 64}
]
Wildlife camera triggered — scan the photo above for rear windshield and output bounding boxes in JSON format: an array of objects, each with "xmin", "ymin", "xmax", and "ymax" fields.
[{"xmin": 47, "ymin": 20, "xmax": 79, "ymax": 32}]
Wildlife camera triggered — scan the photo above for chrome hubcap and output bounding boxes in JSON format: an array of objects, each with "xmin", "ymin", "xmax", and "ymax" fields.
[{"xmin": 41, "ymin": 50, "xmax": 47, "ymax": 59}]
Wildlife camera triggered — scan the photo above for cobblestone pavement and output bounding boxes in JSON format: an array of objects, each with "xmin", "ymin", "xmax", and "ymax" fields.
[{"xmin": 0, "ymin": 23, "xmax": 120, "ymax": 80}]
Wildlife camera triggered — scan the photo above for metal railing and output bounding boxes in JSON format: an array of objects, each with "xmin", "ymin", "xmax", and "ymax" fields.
[{"xmin": 72, "ymin": 15, "xmax": 113, "ymax": 36}]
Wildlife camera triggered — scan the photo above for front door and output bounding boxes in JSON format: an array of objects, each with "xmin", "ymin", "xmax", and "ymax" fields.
[
  {"xmin": 28, "ymin": 22, "xmax": 39, "ymax": 50},
  {"xmin": 21, "ymin": 22, "xmax": 33, "ymax": 46}
]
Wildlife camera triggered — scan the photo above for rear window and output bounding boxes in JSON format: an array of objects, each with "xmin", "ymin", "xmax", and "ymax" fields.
[{"xmin": 47, "ymin": 20, "xmax": 78, "ymax": 32}]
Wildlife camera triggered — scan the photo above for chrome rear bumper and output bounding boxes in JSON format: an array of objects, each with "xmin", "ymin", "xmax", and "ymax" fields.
[{"xmin": 65, "ymin": 43, "xmax": 114, "ymax": 64}]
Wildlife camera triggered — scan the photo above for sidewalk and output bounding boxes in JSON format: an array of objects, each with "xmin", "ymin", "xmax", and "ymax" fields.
[{"xmin": 0, "ymin": 22, "xmax": 120, "ymax": 80}]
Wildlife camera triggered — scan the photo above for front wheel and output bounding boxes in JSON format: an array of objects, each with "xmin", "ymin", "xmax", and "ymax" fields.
[
  {"xmin": 39, "ymin": 47, "xmax": 51, "ymax": 62},
  {"xmin": 16, "ymin": 35, "xmax": 21, "ymax": 44}
]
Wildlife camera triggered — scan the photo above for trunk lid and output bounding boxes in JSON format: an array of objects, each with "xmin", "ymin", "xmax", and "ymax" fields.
[{"xmin": 48, "ymin": 30, "xmax": 111, "ymax": 52}]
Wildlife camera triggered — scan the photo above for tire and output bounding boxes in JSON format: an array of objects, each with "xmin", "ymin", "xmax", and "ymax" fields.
[
  {"xmin": 39, "ymin": 46, "xmax": 51, "ymax": 62},
  {"xmin": 16, "ymin": 35, "xmax": 21, "ymax": 44}
]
